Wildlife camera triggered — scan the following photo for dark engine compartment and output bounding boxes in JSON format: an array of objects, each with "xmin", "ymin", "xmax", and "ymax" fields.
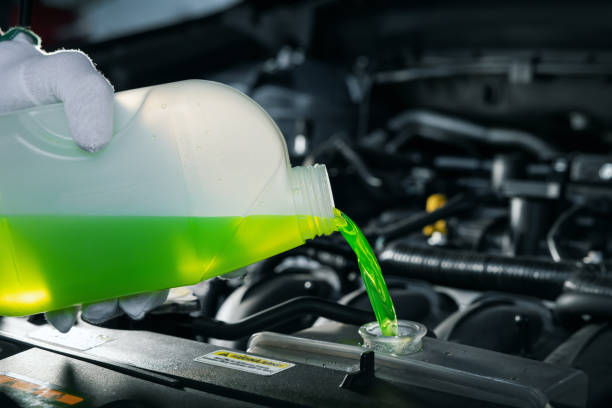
[{"xmin": 1, "ymin": 1, "xmax": 612, "ymax": 407}]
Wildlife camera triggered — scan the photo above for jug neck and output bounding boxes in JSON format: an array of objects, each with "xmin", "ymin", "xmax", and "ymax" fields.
[{"xmin": 289, "ymin": 164, "xmax": 336, "ymax": 240}]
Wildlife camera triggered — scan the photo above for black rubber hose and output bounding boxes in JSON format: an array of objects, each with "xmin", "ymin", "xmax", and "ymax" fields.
[
  {"xmin": 191, "ymin": 296, "xmax": 375, "ymax": 340},
  {"xmin": 379, "ymin": 245, "xmax": 586, "ymax": 299},
  {"xmin": 563, "ymin": 270, "xmax": 612, "ymax": 297},
  {"xmin": 368, "ymin": 193, "xmax": 474, "ymax": 241},
  {"xmin": 386, "ymin": 110, "xmax": 559, "ymax": 159}
]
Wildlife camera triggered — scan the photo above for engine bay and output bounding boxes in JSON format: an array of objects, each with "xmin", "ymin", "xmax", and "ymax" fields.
[{"xmin": 1, "ymin": 1, "xmax": 611, "ymax": 407}]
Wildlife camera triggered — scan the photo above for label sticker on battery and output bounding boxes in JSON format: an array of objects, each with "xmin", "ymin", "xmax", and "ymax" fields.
[
  {"xmin": 0, "ymin": 372, "xmax": 86, "ymax": 407},
  {"xmin": 29, "ymin": 326, "xmax": 113, "ymax": 351},
  {"xmin": 194, "ymin": 350, "xmax": 294, "ymax": 376}
]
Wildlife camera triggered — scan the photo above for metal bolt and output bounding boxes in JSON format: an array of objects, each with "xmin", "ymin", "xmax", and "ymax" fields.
[{"xmin": 553, "ymin": 159, "xmax": 568, "ymax": 173}]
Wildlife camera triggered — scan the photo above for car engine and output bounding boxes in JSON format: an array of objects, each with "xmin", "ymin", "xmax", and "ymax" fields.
[{"xmin": 0, "ymin": 1, "xmax": 611, "ymax": 407}]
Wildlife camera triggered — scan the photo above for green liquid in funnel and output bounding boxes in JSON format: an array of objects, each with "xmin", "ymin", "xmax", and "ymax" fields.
[{"xmin": 334, "ymin": 208, "xmax": 398, "ymax": 336}]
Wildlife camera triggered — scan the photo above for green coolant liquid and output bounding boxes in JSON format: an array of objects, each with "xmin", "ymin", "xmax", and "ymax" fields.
[
  {"xmin": 334, "ymin": 209, "xmax": 399, "ymax": 336},
  {"xmin": 0, "ymin": 215, "xmax": 310, "ymax": 316},
  {"xmin": 1, "ymin": 209, "xmax": 398, "ymax": 336}
]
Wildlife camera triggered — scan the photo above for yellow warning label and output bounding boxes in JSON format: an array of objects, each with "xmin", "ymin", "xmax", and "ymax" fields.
[
  {"xmin": 212, "ymin": 351, "xmax": 291, "ymax": 368},
  {"xmin": 195, "ymin": 350, "xmax": 294, "ymax": 376}
]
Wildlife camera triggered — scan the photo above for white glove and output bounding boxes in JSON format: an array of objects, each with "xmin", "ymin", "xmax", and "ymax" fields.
[
  {"xmin": 46, "ymin": 290, "xmax": 170, "ymax": 333},
  {"xmin": 0, "ymin": 28, "xmax": 169, "ymax": 332},
  {"xmin": 0, "ymin": 27, "xmax": 113, "ymax": 151}
]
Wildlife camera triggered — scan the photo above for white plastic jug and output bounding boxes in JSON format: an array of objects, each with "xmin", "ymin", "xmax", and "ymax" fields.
[{"xmin": 0, "ymin": 79, "xmax": 335, "ymax": 315}]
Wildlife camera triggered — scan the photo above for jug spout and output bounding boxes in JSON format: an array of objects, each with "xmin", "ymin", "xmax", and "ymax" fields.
[{"xmin": 289, "ymin": 164, "xmax": 336, "ymax": 240}]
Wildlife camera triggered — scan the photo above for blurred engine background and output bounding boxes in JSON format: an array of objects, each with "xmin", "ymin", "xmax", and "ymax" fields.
[{"xmin": 2, "ymin": 1, "xmax": 612, "ymax": 407}]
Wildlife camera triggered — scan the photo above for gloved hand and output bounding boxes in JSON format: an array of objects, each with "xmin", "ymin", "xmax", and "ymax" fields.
[
  {"xmin": 0, "ymin": 27, "xmax": 112, "ymax": 151},
  {"xmin": 46, "ymin": 290, "xmax": 170, "ymax": 333},
  {"xmin": 0, "ymin": 27, "xmax": 169, "ymax": 332}
]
